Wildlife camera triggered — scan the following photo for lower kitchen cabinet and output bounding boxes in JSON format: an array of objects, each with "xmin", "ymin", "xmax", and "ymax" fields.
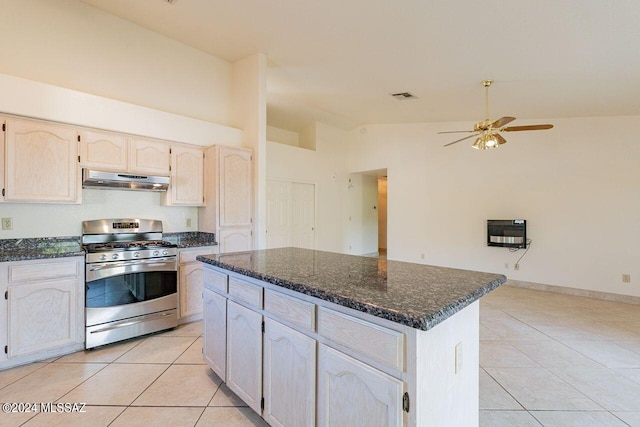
[
  {"xmin": 178, "ymin": 246, "xmax": 218, "ymax": 322},
  {"xmin": 264, "ymin": 318, "xmax": 316, "ymax": 427},
  {"xmin": 202, "ymin": 265, "xmax": 407, "ymax": 427},
  {"xmin": 218, "ymin": 227, "xmax": 253, "ymax": 253},
  {"xmin": 317, "ymin": 344, "xmax": 403, "ymax": 427},
  {"xmin": 226, "ymin": 300, "xmax": 263, "ymax": 414},
  {"xmin": 203, "ymin": 287, "xmax": 226, "ymax": 381},
  {"xmin": 0, "ymin": 257, "xmax": 85, "ymax": 368},
  {"xmin": 179, "ymin": 262, "xmax": 204, "ymax": 320},
  {"xmin": 8, "ymin": 278, "xmax": 82, "ymax": 358}
]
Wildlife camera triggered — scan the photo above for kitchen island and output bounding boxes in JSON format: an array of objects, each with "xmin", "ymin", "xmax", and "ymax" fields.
[{"xmin": 198, "ymin": 248, "xmax": 506, "ymax": 427}]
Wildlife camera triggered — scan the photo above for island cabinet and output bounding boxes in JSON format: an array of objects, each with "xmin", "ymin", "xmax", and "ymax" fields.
[
  {"xmin": 0, "ymin": 257, "xmax": 85, "ymax": 369},
  {"xmin": 198, "ymin": 246, "xmax": 502, "ymax": 427},
  {"xmin": 177, "ymin": 246, "xmax": 219, "ymax": 322},
  {"xmin": 202, "ymin": 265, "xmax": 412, "ymax": 427},
  {"xmin": 3, "ymin": 118, "xmax": 80, "ymax": 204},
  {"xmin": 199, "ymin": 146, "xmax": 253, "ymax": 253}
]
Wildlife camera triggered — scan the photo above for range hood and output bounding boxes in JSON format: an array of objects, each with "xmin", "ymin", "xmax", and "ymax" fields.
[{"xmin": 82, "ymin": 169, "xmax": 170, "ymax": 192}]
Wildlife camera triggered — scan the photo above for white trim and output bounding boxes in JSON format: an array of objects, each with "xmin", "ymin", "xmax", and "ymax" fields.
[{"xmin": 506, "ymin": 280, "xmax": 640, "ymax": 305}]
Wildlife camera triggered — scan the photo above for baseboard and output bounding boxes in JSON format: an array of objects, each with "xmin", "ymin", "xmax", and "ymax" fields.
[{"xmin": 506, "ymin": 279, "xmax": 640, "ymax": 305}]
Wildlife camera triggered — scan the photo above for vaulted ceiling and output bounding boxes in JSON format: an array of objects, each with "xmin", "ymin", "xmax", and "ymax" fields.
[{"xmin": 81, "ymin": 0, "xmax": 640, "ymax": 131}]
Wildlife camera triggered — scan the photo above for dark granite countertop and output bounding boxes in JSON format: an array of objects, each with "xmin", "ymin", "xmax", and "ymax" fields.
[
  {"xmin": 0, "ymin": 237, "xmax": 85, "ymax": 262},
  {"xmin": 164, "ymin": 232, "xmax": 218, "ymax": 248},
  {"xmin": 197, "ymin": 247, "xmax": 506, "ymax": 331}
]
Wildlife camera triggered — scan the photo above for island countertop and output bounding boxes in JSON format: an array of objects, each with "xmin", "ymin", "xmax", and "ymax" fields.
[{"xmin": 197, "ymin": 247, "xmax": 506, "ymax": 331}]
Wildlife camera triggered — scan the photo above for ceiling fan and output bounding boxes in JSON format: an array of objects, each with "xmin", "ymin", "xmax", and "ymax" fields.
[{"xmin": 439, "ymin": 80, "xmax": 553, "ymax": 149}]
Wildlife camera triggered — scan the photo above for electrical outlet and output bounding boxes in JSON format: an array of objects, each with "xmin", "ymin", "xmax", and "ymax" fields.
[
  {"xmin": 514, "ymin": 263, "xmax": 520, "ymax": 271},
  {"xmin": 455, "ymin": 342, "xmax": 463, "ymax": 374},
  {"xmin": 623, "ymin": 274, "xmax": 631, "ymax": 283},
  {"xmin": 185, "ymin": 218, "xmax": 192, "ymax": 228},
  {"xmin": 1, "ymin": 217, "xmax": 12, "ymax": 230},
  {"xmin": 504, "ymin": 262, "xmax": 509, "ymax": 269},
  {"xmin": 421, "ymin": 253, "xmax": 425, "ymax": 260}
]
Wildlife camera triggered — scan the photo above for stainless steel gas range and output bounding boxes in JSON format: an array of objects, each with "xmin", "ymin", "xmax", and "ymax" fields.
[{"xmin": 82, "ymin": 219, "xmax": 178, "ymax": 349}]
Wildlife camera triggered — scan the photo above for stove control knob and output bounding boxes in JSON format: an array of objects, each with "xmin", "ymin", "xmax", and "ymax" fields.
[
  {"xmin": 99, "ymin": 255, "xmax": 107, "ymax": 261},
  {"xmin": 111, "ymin": 254, "xmax": 119, "ymax": 260},
  {"xmin": 133, "ymin": 252, "xmax": 140, "ymax": 258},
  {"xmin": 153, "ymin": 250, "xmax": 160, "ymax": 256},
  {"xmin": 162, "ymin": 250, "xmax": 169, "ymax": 256}
]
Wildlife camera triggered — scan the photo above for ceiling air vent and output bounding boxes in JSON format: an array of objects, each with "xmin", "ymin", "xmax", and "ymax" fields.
[{"xmin": 391, "ymin": 92, "xmax": 418, "ymax": 100}]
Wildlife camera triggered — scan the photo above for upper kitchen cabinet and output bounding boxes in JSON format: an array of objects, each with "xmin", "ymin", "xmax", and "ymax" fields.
[
  {"xmin": 128, "ymin": 137, "xmax": 171, "ymax": 175},
  {"xmin": 163, "ymin": 144, "xmax": 204, "ymax": 206},
  {"xmin": 79, "ymin": 129, "xmax": 128, "ymax": 171},
  {"xmin": 3, "ymin": 118, "xmax": 80, "ymax": 204},
  {"xmin": 199, "ymin": 146, "xmax": 254, "ymax": 253}
]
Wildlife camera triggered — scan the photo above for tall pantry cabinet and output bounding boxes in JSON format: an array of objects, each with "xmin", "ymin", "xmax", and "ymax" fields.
[{"xmin": 199, "ymin": 146, "xmax": 254, "ymax": 253}]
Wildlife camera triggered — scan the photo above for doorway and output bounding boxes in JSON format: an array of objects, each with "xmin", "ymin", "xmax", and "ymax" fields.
[{"xmin": 378, "ymin": 176, "xmax": 387, "ymax": 257}]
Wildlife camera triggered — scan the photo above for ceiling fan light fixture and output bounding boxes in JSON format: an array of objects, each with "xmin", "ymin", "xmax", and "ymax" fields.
[{"xmin": 472, "ymin": 133, "xmax": 503, "ymax": 150}]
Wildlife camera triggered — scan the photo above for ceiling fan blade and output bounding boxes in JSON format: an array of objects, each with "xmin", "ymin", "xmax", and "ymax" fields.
[
  {"xmin": 437, "ymin": 130, "xmax": 475, "ymax": 134},
  {"xmin": 491, "ymin": 116, "xmax": 516, "ymax": 128},
  {"xmin": 443, "ymin": 133, "xmax": 480, "ymax": 147},
  {"xmin": 502, "ymin": 124, "xmax": 554, "ymax": 132}
]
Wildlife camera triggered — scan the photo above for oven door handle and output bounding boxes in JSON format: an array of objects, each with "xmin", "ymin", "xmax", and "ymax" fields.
[{"xmin": 88, "ymin": 257, "xmax": 176, "ymax": 271}]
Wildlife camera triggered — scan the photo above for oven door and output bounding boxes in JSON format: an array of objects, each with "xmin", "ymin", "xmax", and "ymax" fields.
[{"xmin": 85, "ymin": 257, "xmax": 177, "ymax": 328}]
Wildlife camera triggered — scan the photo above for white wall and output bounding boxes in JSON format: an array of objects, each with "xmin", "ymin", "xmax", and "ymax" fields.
[
  {"xmin": 266, "ymin": 126, "xmax": 300, "ymax": 147},
  {"xmin": 232, "ymin": 54, "xmax": 268, "ymax": 249},
  {"xmin": 348, "ymin": 117, "xmax": 640, "ymax": 297},
  {"xmin": 0, "ymin": 0, "xmax": 233, "ymax": 125},
  {"xmin": 2, "ymin": 190, "xmax": 196, "ymax": 238},
  {"xmin": 267, "ymin": 123, "xmax": 353, "ymax": 253},
  {"xmin": 0, "ymin": 75, "xmax": 242, "ymax": 239},
  {"xmin": 0, "ymin": 0, "xmax": 245, "ymax": 239}
]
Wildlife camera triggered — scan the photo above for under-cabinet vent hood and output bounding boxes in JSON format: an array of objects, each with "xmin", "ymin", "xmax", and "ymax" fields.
[{"xmin": 82, "ymin": 169, "xmax": 170, "ymax": 192}]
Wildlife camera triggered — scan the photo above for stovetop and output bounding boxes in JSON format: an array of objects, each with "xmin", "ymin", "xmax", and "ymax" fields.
[{"xmin": 86, "ymin": 240, "xmax": 177, "ymax": 253}]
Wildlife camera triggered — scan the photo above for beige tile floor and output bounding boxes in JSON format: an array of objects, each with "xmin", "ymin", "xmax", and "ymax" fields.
[
  {"xmin": 0, "ymin": 285, "xmax": 638, "ymax": 426},
  {"xmin": 481, "ymin": 285, "xmax": 640, "ymax": 426}
]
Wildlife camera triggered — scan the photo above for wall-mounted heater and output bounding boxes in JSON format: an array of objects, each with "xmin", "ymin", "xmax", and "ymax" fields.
[{"xmin": 487, "ymin": 220, "xmax": 527, "ymax": 249}]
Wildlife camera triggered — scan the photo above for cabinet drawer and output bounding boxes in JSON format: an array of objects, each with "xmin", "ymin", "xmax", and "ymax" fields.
[
  {"xmin": 203, "ymin": 268, "xmax": 228, "ymax": 294},
  {"xmin": 264, "ymin": 289, "xmax": 316, "ymax": 332},
  {"xmin": 228, "ymin": 277, "xmax": 263, "ymax": 309},
  {"xmin": 179, "ymin": 246, "xmax": 218, "ymax": 264},
  {"xmin": 318, "ymin": 307, "xmax": 405, "ymax": 371},
  {"xmin": 8, "ymin": 260, "xmax": 80, "ymax": 283}
]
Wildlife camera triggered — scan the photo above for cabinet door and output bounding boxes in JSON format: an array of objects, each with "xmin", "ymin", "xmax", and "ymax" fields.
[
  {"xmin": 226, "ymin": 300, "xmax": 262, "ymax": 414},
  {"xmin": 128, "ymin": 137, "xmax": 170, "ymax": 175},
  {"xmin": 179, "ymin": 262, "xmax": 204, "ymax": 319},
  {"xmin": 79, "ymin": 129, "xmax": 128, "ymax": 171},
  {"xmin": 264, "ymin": 318, "xmax": 316, "ymax": 427},
  {"xmin": 203, "ymin": 288, "xmax": 226, "ymax": 381},
  {"xmin": 5, "ymin": 119, "xmax": 79, "ymax": 203},
  {"xmin": 165, "ymin": 145, "xmax": 204, "ymax": 206},
  {"xmin": 219, "ymin": 147, "xmax": 253, "ymax": 227},
  {"xmin": 0, "ymin": 264, "xmax": 7, "ymax": 362},
  {"xmin": 8, "ymin": 278, "xmax": 83, "ymax": 358},
  {"xmin": 317, "ymin": 344, "xmax": 403, "ymax": 427},
  {"xmin": 219, "ymin": 227, "xmax": 253, "ymax": 253}
]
